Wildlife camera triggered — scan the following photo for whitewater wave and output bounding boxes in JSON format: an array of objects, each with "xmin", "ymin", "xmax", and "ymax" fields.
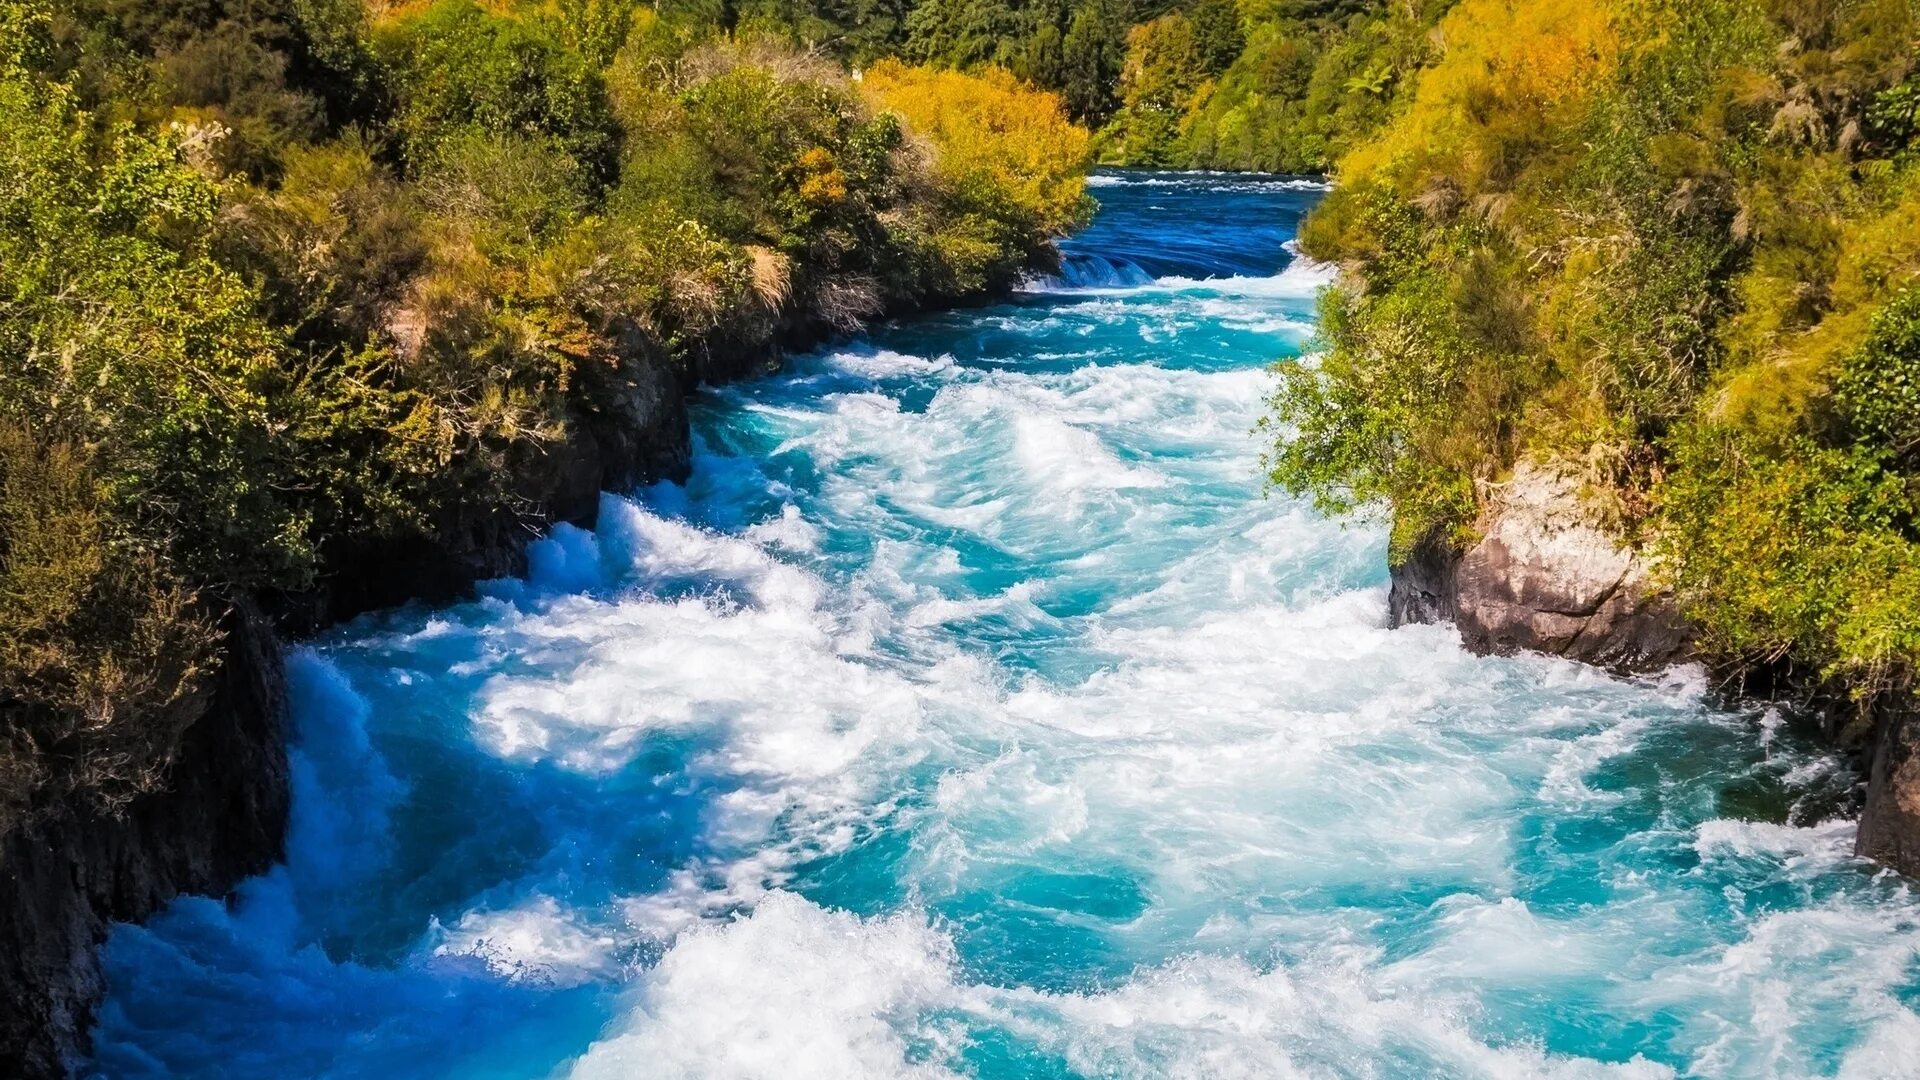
[
  {"xmin": 1028, "ymin": 240, "xmax": 1335, "ymax": 304},
  {"xmin": 568, "ymin": 892, "xmax": 1675, "ymax": 1080},
  {"xmin": 1085, "ymin": 172, "xmax": 1332, "ymax": 193},
  {"xmin": 1027, "ymin": 252, "xmax": 1158, "ymax": 291}
]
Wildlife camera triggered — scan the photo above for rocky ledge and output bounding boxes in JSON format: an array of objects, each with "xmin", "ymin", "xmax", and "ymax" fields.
[
  {"xmin": 0, "ymin": 604, "xmax": 289, "ymax": 1078},
  {"xmin": 1859, "ymin": 698, "xmax": 1920, "ymax": 873},
  {"xmin": 1389, "ymin": 462, "xmax": 1695, "ymax": 673}
]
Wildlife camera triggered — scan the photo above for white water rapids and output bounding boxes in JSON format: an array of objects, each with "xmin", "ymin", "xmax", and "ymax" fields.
[{"xmin": 86, "ymin": 172, "xmax": 1920, "ymax": 1080}]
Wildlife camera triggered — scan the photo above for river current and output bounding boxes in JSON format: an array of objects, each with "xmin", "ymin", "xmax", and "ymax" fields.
[{"xmin": 90, "ymin": 173, "xmax": 1920, "ymax": 1078}]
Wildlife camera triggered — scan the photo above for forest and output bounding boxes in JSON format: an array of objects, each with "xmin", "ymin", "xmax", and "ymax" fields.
[
  {"xmin": 697, "ymin": 0, "xmax": 1453, "ymax": 172},
  {"xmin": 8, "ymin": 0, "xmax": 1920, "ymax": 884}
]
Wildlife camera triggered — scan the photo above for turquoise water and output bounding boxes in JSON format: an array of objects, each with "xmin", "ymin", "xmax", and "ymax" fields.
[{"xmin": 90, "ymin": 173, "xmax": 1920, "ymax": 1079}]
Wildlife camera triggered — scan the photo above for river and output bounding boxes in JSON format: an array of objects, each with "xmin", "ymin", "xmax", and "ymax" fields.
[{"xmin": 89, "ymin": 173, "xmax": 1920, "ymax": 1078}]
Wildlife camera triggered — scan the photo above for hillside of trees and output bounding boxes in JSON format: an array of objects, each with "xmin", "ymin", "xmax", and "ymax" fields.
[
  {"xmin": 640, "ymin": 0, "xmax": 1455, "ymax": 172},
  {"xmin": 0, "ymin": 0, "xmax": 1090, "ymax": 833}
]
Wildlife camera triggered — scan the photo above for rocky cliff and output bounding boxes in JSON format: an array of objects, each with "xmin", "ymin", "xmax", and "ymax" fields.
[
  {"xmin": 1859, "ymin": 698, "xmax": 1920, "ymax": 874},
  {"xmin": 0, "ymin": 603, "xmax": 289, "ymax": 1077},
  {"xmin": 282, "ymin": 316, "xmax": 804, "ymax": 631}
]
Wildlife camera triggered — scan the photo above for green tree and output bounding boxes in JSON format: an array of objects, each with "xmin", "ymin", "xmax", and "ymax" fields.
[
  {"xmin": 1060, "ymin": 0, "xmax": 1129, "ymax": 121},
  {"xmin": 1187, "ymin": 0, "xmax": 1242, "ymax": 74},
  {"xmin": 1102, "ymin": 10, "xmax": 1206, "ymax": 162},
  {"xmin": 376, "ymin": 0, "xmax": 619, "ymax": 183}
]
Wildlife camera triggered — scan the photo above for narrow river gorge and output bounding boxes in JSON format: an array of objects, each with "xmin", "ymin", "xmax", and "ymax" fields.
[{"xmin": 88, "ymin": 174, "xmax": 1920, "ymax": 1078}]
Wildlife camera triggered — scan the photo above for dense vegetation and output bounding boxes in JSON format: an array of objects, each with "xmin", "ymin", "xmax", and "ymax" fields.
[
  {"xmin": 13, "ymin": 0, "xmax": 1909, "ymax": 843},
  {"xmin": 639, "ymin": 0, "xmax": 1457, "ymax": 171},
  {"xmin": 0, "ymin": 0, "xmax": 1089, "ymax": 831},
  {"xmin": 1265, "ymin": 0, "xmax": 1920, "ymax": 709}
]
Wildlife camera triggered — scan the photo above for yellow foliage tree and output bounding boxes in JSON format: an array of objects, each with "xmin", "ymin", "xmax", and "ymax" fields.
[
  {"xmin": 1338, "ymin": 0, "xmax": 1624, "ymax": 187},
  {"xmin": 859, "ymin": 59, "xmax": 1093, "ymax": 240}
]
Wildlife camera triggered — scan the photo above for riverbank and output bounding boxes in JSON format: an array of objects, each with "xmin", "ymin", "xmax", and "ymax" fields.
[
  {"xmin": 0, "ymin": 298, "xmax": 894, "ymax": 1077},
  {"xmin": 1262, "ymin": 0, "xmax": 1920, "ymax": 884},
  {"xmin": 1384, "ymin": 466, "xmax": 1920, "ymax": 880}
]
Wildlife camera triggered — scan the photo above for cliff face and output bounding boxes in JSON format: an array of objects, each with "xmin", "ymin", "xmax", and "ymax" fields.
[
  {"xmin": 1859, "ymin": 699, "xmax": 1920, "ymax": 873},
  {"xmin": 0, "ymin": 603, "xmax": 289, "ymax": 1078},
  {"xmin": 1389, "ymin": 460, "xmax": 1920, "ymax": 878}
]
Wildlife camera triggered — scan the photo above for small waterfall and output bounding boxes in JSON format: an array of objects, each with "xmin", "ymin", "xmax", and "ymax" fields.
[{"xmin": 1026, "ymin": 252, "xmax": 1156, "ymax": 291}]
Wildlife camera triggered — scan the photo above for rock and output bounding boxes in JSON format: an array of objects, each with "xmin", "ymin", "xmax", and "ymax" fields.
[
  {"xmin": 0, "ymin": 602, "xmax": 290, "ymax": 1076},
  {"xmin": 1390, "ymin": 462, "xmax": 1695, "ymax": 673},
  {"xmin": 1858, "ymin": 696, "xmax": 1920, "ymax": 873},
  {"xmin": 1387, "ymin": 528, "xmax": 1458, "ymax": 627}
]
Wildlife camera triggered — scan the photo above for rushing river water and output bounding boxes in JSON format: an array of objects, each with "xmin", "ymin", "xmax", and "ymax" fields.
[{"xmin": 91, "ymin": 173, "xmax": 1920, "ymax": 1079}]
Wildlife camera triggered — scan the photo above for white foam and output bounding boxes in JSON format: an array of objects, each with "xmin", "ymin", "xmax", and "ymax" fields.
[
  {"xmin": 1085, "ymin": 173, "xmax": 1331, "ymax": 192},
  {"xmin": 571, "ymin": 893, "xmax": 1673, "ymax": 1080},
  {"xmin": 997, "ymin": 952, "xmax": 1674, "ymax": 1080},
  {"xmin": 568, "ymin": 894, "xmax": 962, "ymax": 1080},
  {"xmin": 744, "ymin": 503, "xmax": 821, "ymax": 552},
  {"xmin": 1694, "ymin": 817, "xmax": 1858, "ymax": 866},
  {"xmin": 429, "ymin": 895, "xmax": 622, "ymax": 988},
  {"xmin": 1153, "ymin": 245, "xmax": 1335, "ymax": 300}
]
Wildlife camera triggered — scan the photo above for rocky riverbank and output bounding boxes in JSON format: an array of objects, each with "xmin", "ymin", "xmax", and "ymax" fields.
[
  {"xmin": 0, "ymin": 320, "xmax": 812, "ymax": 1077},
  {"xmin": 1388, "ymin": 463, "xmax": 1694, "ymax": 674},
  {"xmin": 1390, "ymin": 460, "xmax": 1920, "ymax": 878}
]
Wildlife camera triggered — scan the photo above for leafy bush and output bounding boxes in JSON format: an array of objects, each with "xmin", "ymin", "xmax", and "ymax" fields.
[
  {"xmin": 861, "ymin": 58, "xmax": 1093, "ymax": 291},
  {"xmin": 1662, "ymin": 430, "xmax": 1920, "ymax": 698},
  {"xmin": 1178, "ymin": 0, "xmax": 1455, "ymax": 172},
  {"xmin": 0, "ymin": 429, "xmax": 217, "ymax": 833},
  {"xmin": 1101, "ymin": 13, "xmax": 1210, "ymax": 165},
  {"xmin": 375, "ymin": 0, "xmax": 619, "ymax": 182},
  {"xmin": 1, "ymin": 11, "xmax": 314, "ymax": 590},
  {"xmin": 1832, "ymin": 286, "xmax": 1920, "ymax": 462}
]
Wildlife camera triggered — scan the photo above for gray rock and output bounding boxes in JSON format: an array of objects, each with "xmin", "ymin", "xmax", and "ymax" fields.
[
  {"xmin": 1859, "ymin": 696, "xmax": 1920, "ymax": 873},
  {"xmin": 1390, "ymin": 463, "xmax": 1694, "ymax": 673}
]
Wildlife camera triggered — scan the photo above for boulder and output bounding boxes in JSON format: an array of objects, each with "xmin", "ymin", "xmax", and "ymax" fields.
[
  {"xmin": 1390, "ymin": 463, "xmax": 1694, "ymax": 673},
  {"xmin": 1859, "ymin": 696, "xmax": 1920, "ymax": 873}
]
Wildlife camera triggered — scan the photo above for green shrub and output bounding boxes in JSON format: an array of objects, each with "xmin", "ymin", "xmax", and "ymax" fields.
[
  {"xmin": 0, "ymin": 428, "xmax": 218, "ymax": 831},
  {"xmin": 1832, "ymin": 286, "xmax": 1920, "ymax": 463},
  {"xmin": 1662, "ymin": 428, "xmax": 1920, "ymax": 699},
  {"xmin": 376, "ymin": 0, "xmax": 618, "ymax": 182}
]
